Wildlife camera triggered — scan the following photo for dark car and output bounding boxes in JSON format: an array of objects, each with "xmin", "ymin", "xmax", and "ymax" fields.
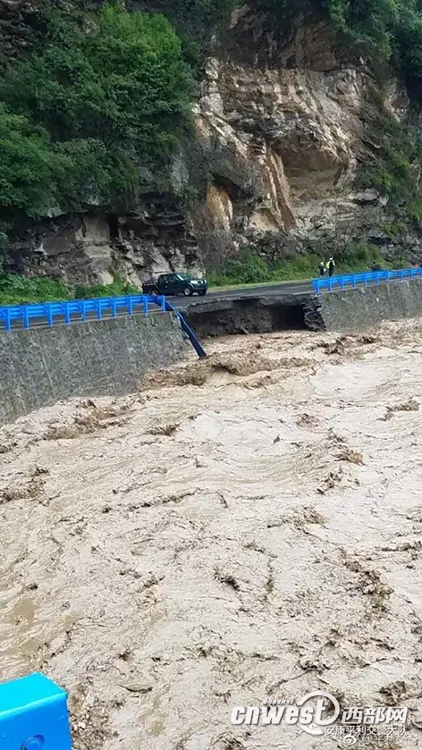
[{"xmin": 142, "ymin": 272, "xmax": 208, "ymax": 297}]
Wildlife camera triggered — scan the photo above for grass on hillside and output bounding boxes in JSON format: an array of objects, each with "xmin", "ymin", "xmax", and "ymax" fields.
[
  {"xmin": 207, "ymin": 245, "xmax": 401, "ymax": 289},
  {"xmin": 0, "ymin": 273, "xmax": 138, "ymax": 305}
]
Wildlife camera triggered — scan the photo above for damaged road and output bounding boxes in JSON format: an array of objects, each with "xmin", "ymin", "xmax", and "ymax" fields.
[{"xmin": 1, "ymin": 321, "xmax": 422, "ymax": 749}]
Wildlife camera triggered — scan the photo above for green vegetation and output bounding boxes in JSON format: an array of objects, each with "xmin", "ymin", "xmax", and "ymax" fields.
[
  {"xmin": 149, "ymin": 0, "xmax": 235, "ymax": 51},
  {"xmin": 0, "ymin": 3, "xmax": 194, "ymax": 233},
  {"xmin": 359, "ymin": 115, "xmax": 422, "ymax": 227},
  {"xmin": 207, "ymin": 242, "xmax": 391, "ymax": 287},
  {"xmin": 0, "ymin": 272, "xmax": 137, "ymax": 305},
  {"xmin": 264, "ymin": 0, "xmax": 422, "ymax": 98},
  {"xmin": 325, "ymin": 0, "xmax": 401, "ymax": 59}
]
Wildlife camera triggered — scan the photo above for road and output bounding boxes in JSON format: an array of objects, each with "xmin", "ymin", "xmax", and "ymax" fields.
[
  {"xmin": 0, "ymin": 280, "xmax": 313, "ymax": 331},
  {"xmin": 173, "ymin": 280, "xmax": 312, "ymax": 309}
]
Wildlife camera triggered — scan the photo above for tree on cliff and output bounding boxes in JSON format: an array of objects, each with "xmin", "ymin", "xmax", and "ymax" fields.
[{"xmin": 0, "ymin": 3, "xmax": 194, "ymax": 227}]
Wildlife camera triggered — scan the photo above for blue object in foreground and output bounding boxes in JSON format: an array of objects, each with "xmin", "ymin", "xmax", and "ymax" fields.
[
  {"xmin": 312, "ymin": 266, "xmax": 422, "ymax": 293},
  {"xmin": 0, "ymin": 673, "xmax": 72, "ymax": 750}
]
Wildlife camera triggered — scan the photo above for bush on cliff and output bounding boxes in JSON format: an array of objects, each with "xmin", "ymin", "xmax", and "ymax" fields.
[
  {"xmin": 150, "ymin": 0, "xmax": 235, "ymax": 40},
  {"xmin": 0, "ymin": 3, "xmax": 194, "ymax": 228},
  {"xmin": 266, "ymin": 0, "xmax": 422, "ymax": 98},
  {"xmin": 325, "ymin": 0, "xmax": 422, "ymax": 97},
  {"xmin": 0, "ymin": 104, "xmax": 59, "ymax": 218}
]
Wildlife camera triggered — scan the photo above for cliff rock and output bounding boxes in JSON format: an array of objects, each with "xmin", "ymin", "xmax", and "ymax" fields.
[
  {"xmin": 193, "ymin": 6, "xmax": 408, "ymax": 268},
  {"xmin": 1, "ymin": 1, "xmax": 410, "ymax": 284}
]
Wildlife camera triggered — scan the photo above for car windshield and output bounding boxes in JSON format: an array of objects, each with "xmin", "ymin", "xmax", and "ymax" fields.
[{"xmin": 176, "ymin": 273, "xmax": 192, "ymax": 281}]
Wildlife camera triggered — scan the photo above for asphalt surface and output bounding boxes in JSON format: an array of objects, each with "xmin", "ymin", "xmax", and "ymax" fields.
[
  {"xmin": 173, "ymin": 280, "xmax": 312, "ymax": 309},
  {"xmin": 0, "ymin": 280, "xmax": 313, "ymax": 331}
]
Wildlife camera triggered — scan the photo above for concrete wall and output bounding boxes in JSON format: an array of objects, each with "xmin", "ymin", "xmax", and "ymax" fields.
[
  {"xmin": 317, "ymin": 278, "xmax": 422, "ymax": 331},
  {"xmin": 0, "ymin": 313, "xmax": 187, "ymax": 425}
]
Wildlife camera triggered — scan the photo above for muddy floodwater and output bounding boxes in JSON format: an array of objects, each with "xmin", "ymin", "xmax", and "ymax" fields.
[{"xmin": 2, "ymin": 321, "xmax": 422, "ymax": 749}]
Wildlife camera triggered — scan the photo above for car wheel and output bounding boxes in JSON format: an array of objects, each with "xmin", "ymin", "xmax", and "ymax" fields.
[
  {"xmin": 183, "ymin": 286, "xmax": 193, "ymax": 296},
  {"xmin": 198, "ymin": 290, "xmax": 206, "ymax": 296}
]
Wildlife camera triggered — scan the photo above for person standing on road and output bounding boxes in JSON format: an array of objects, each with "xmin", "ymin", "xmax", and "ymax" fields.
[
  {"xmin": 327, "ymin": 257, "xmax": 335, "ymax": 277},
  {"xmin": 319, "ymin": 261, "xmax": 326, "ymax": 277}
]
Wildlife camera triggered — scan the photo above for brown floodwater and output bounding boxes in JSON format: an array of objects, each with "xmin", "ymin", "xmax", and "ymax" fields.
[{"xmin": 1, "ymin": 322, "xmax": 422, "ymax": 749}]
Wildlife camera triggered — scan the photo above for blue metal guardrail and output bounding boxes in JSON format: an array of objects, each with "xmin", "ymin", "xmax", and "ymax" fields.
[
  {"xmin": 0, "ymin": 294, "xmax": 166, "ymax": 332},
  {"xmin": 313, "ymin": 266, "xmax": 422, "ymax": 293},
  {"xmin": 0, "ymin": 673, "xmax": 72, "ymax": 749},
  {"xmin": 0, "ymin": 293, "xmax": 207, "ymax": 358}
]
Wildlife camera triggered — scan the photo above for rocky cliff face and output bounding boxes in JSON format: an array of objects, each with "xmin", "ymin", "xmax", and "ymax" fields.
[
  {"xmin": 6, "ymin": 197, "xmax": 202, "ymax": 286},
  {"xmin": 194, "ymin": 6, "xmax": 409, "ymax": 268},
  {"xmin": 2, "ymin": 1, "xmax": 410, "ymax": 285}
]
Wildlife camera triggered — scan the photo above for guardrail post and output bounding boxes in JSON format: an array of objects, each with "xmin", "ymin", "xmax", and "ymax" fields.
[
  {"xmin": 111, "ymin": 298, "xmax": 117, "ymax": 319},
  {"xmin": 128, "ymin": 296, "xmax": 134, "ymax": 316},
  {"xmin": 62, "ymin": 303, "xmax": 71, "ymax": 326},
  {"xmin": 45, "ymin": 304, "xmax": 53, "ymax": 327},
  {"xmin": 96, "ymin": 299, "xmax": 102, "ymax": 321},
  {"xmin": 4, "ymin": 308, "xmax": 11, "ymax": 332},
  {"xmin": 143, "ymin": 297, "xmax": 149, "ymax": 317},
  {"xmin": 160, "ymin": 295, "xmax": 166, "ymax": 312},
  {"xmin": 0, "ymin": 673, "xmax": 72, "ymax": 749},
  {"xmin": 22, "ymin": 305, "xmax": 30, "ymax": 330}
]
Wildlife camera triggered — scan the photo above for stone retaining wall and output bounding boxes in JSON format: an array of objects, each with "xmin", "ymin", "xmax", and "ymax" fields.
[{"xmin": 0, "ymin": 312, "xmax": 187, "ymax": 425}]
